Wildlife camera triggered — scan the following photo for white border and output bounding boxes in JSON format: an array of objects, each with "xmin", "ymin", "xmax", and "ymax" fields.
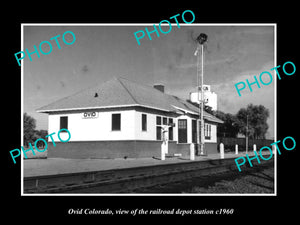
[
  {"xmin": 273, "ymin": 24, "xmax": 277, "ymax": 196},
  {"xmin": 21, "ymin": 23, "xmax": 277, "ymax": 196},
  {"xmin": 21, "ymin": 24, "xmax": 24, "ymax": 194}
]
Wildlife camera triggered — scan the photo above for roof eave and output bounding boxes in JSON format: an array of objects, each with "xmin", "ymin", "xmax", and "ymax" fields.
[
  {"xmin": 36, "ymin": 104, "xmax": 172, "ymax": 114},
  {"xmin": 37, "ymin": 104, "xmax": 224, "ymax": 124}
]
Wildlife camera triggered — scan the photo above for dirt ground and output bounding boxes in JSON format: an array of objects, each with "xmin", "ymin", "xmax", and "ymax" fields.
[
  {"xmin": 188, "ymin": 167, "xmax": 274, "ymax": 193},
  {"xmin": 133, "ymin": 166, "xmax": 274, "ymax": 194}
]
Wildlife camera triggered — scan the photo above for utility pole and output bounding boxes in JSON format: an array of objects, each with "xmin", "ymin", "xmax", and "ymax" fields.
[{"xmin": 195, "ymin": 33, "xmax": 208, "ymax": 155}]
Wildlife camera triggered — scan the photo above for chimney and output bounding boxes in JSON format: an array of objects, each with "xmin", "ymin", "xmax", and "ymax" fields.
[{"xmin": 153, "ymin": 84, "xmax": 165, "ymax": 93}]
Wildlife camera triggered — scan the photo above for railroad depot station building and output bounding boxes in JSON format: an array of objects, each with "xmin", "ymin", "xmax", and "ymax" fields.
[{"xmin": 37, "ymin": 77, "xmax": 223, "ymax": 159}]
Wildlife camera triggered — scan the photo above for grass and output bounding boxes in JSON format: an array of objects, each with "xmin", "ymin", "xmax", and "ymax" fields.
[{"xmin": 188, "ymin": 167, "xmax": 274, "ymax": 194}]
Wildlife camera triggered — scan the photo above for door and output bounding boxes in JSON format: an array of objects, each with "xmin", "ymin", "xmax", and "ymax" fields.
[{"xmin": 178, "ymin": 119, "xmax": 187, "ymax": 143}]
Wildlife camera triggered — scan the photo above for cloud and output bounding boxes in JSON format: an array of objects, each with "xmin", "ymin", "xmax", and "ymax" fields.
[
  {"xmin": 211, "ymin": 62, "xmax": 276, "ymax": 138},
  {"xmin": 82, "ymin": 65, "xmax": 89, "ymax": 73},
  {"xmin": 213, "ymin": 62, "xmax": 275, "ymax": 107},
  {"xmin": 59, "ymin": 81, "xmax": 65, "ymax": 88}
]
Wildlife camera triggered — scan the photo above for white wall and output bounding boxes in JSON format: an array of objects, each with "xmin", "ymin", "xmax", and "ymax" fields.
[
  {"xmin": 134, "ymin": 112, "xmax": 156, "ymax": 140},
  {"xmin": 133, "ymin": 111, "xmax": 178, "ymax": 142},
  {"xmin": 174, "ymin": 115, "xmax": 217, "ymax": 144},
  {"xmin": 48, "ymin": 110, "xmax": 136, "ymax": 142},
  {"xmin": 47, "ymin": 109, "xmax": 217, "ymax": 143},
  {"xmin": 205, "ymin": 124, "xmax": 217, "ymax": 143},
  {"xmin": 176, "ymin": 115, "xmax": 192, "ymax": 143}
]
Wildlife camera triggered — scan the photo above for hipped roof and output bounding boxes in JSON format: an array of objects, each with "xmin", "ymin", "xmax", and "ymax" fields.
[{"xmin": 37, "ymin": 77, "xmax": 223, "ymax": 124}]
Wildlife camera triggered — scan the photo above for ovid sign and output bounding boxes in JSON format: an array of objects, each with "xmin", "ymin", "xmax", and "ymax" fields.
[{"xmin": 82, "ymin": 112, "xmax": 98, "ymax": 119}]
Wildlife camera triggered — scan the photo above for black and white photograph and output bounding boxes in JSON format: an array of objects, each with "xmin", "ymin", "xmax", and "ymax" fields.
[
  {"xmin": 21, "ymin": 24, "xmax": 276, "ymax": 195},
  {"xmin": 4, "ymin": 5, "xmax": 298, "ymax": 221}
]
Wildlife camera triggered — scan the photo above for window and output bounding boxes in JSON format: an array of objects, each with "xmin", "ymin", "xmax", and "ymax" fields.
[
  {"xmin": 156, "ymin": 116, "xmax": 173, "ymax": 141},
  {"xmin": 156, "ymin": 126, "xmax": 161, "ymax": 140},
  {"xmin": 142, "ymin": 114, "xmax": 147, "ymax": 131},
  {"xmin": 168, "ymin": 118, "xmax": 173, "ymax": 141},
  {"xmin": 192, "ymin": 119, "xmax": 197, "ymax": 143},
  {"xmin": 205, "ymin": 123, "xmax": 211, "ymax": 140},
  {"xmin": 178, "ymin": 119, "xmax": 187, "ymax": 143},
  {"xmin": 60, "ymin": 116, "xmax": 68, "ymax": 130},
  {"xmin": 112, "ymin": 113, "xmax": 121, "ymax": 131},
  {"xmin": 178, "ymin": 119, "xmax": 187, "ymax": 129},
  {"xmin": 163, "ymin": 117, "xmax": 167, "ymax": 125},
  {"xmin": 156, "ymin": 116, "xmax": 161, "ymax": 140},
  {"xmin": 156, "ymin": 116, "xmax": 161, "ymax": 125}
]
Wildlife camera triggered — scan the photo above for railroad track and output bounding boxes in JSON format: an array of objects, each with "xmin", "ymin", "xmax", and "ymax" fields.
[
  {"xmin": 132, "ymin": 162, "xmax": 274, "ymax": 193},
  {"xmin": 24, "ymin": 158, "xmax": 274, "ymax": 194}
]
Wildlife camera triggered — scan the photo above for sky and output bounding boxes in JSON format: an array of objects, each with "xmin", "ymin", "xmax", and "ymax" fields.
[{"xmin": 23, "ymin": 24, "xmax": 275, "ymax": 139}]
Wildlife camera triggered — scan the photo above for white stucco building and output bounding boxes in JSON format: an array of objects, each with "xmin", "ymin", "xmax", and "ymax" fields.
[{"xmin": 37, "ymin": 77, "xmax": 223, "ymax": 159}]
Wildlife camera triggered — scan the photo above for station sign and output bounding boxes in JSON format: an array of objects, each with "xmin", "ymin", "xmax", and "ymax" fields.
[{"xmin": 82, "ymin": 112, "xmax": 98, "ymax": 119}]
